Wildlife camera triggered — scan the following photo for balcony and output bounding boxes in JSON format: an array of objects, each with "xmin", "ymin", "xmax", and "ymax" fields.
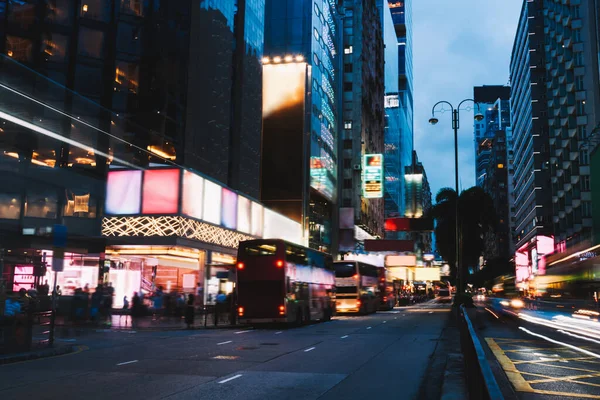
[
  {"xmin": 564, "ymin": 182, "xmax": 572, "ymax": 191},
  {"xmin": 561, "ymin": 117, "xmax": 569, "ymax": 126},
  {"xmin": 560, "ymin": 95, "xmax": 568, "ymax": 105},
  {"xmin": 575, "ymin": 90, "xmax": 586, "ymax": 101},
  {"xmin": 582, "ymin": 191, "xmax": 592, "ymax": 201},
  {"xmin": 559, "ymin": 211, "xmax": 566, "ymax": 218},
  {"xmin": 552, "ymin": 196, "xmax": 559, "ymax": 204},
  {"xmin": 551, "ymin": 176, "xmax": 558, "ymax": 184},
  {"xmin": 568, "ymin": 128, "xmax": 577, "ymax": 138},
  {"xmin": 553, "ymin": 215, "xmax": 560, "ymax": 223},
  {"xmin": 577, "ymin": 115, "xmax": 588, "ymax": 125},
  {"xmin": 583, "ymin": 218, "xmax": 593, "ymax": 228},
  {"xmin": 571, "ymin": 175, "xmax": 579, "ymax": 184},
  {"xmin": 566, "ymin": 83, "xmax": 574, "ymax": 92},
  {"xmin": 572, "ymin": 19, "xmax": 583, "ymax": 29},
  {"xmin": 570, "ymin": 151, "xmax": 578, "ymax": 160},
  {"xmin": 580, "ymin": 165, "xmax": 590, "ymax": 174},
  {"xmin": 573, "ymin": 199, "xmax": 580, "ymax": 207}
]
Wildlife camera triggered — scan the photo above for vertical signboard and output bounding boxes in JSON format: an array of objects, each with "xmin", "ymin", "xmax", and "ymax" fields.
[{"xmin": 362, "ymin": 154, "xmax": 384, "ymax": 198}]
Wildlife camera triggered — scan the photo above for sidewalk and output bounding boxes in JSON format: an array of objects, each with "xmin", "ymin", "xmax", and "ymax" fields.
[
  {"xmin": 0, "ymin": 343, "xmax": 75, "ymax": 365},
  {"xmin": 418, "ymin": 307, "xmax": 468, "ymax": 400},
  {"xmin": 55, "ymin": 312, "xmax": 237, "ymax": 332}
]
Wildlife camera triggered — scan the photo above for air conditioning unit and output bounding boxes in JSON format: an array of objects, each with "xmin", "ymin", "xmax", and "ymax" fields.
[{"xmin": 353, "ymin": 164, "xmax": 361, "ymax": 170}]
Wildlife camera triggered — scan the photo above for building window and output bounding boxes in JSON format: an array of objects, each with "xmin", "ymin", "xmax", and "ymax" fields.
[
  {"xmin": 344, "ymin": 120, "xmax": 352, "ymax": 130},
  {"xmin": 576, "ymin": 100, "xmax": 585, "ymax": 115},
  {"xmin": 25, "ymin": 189, "xmax": 58, "ymax": 219},
  {"xmin": 344, "ymin": 82, "xmax": 352, "ymax": 92},
  {"xmin": 344, "ymin": 45, "xmax": 353, "ymax": 54},
  {"xmin": 6, "ymin": 36, "xmax": 33, "ymax": 62},
  {"xmin": 343, "ymin": 198, "xmax": 352, "ymax": 207},
  {"xmin": 573, "ymin": 29, "xmax": 581, "ymax": 43},
  {"xmin": 0, "ymin": 193, "xmax": 21, "ymax": 220},
  {"xmin": 343, "ymin": 140, "xmax": 352, "ymax": 149},
  {"xmin": 582, "ymin": 201, "xmax": 591, "ymax": 218},
  {"xmin": 343, "ymin": 158, "xmax": 351, "ymax": 168},
  {"xmin": 580, "ymin": 149, "xmax": 589, "ymax": 164},
  {"xmin": 343, "ymin": 179, "xmax": 352, "ymax": 189},
  {"xmin": 571, "ymin": 5, "xmax": 580, "ymax": 18},
  {"xmin": 575, "ymin": 52, "xmax": 584, "ymax": 66},
  {"xmin": 578, "ymin": 125, "xmax": 587, "ymax": 140},
  {"xmin": 78, "ymin": 27, "xmax": 104, "ymax": 58},
  {"xmin": 581, "ymin": 175, "xmax": 590, "ymax": 191},
  {"xmin": 344, "ymin": 63, "xmax": 353, "ymax": 73},
  {"xmin": 120, "ymin": 0, "xmax": 143, "ymax": 16},
  {"xmin": 575, "ymin": 75, "xmax": 584, "ymax": 91},
  {"xmin": 313, "ymin": 28, "xmax": 320, "ymax": 40}
]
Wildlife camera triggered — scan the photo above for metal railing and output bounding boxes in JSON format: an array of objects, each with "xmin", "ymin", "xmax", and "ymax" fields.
[{"xmin": 459, "ymin": 305, "xmax": 504, "ymax": 400}]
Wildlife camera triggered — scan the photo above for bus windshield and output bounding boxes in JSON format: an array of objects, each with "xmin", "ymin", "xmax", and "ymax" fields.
[
  {"xmin": 334, "ymin": 263, "xmax": 357, "ymax": 278},
  {"xmin": 244, "ymin": 243, "xmax": 277, "ymax": 256}
]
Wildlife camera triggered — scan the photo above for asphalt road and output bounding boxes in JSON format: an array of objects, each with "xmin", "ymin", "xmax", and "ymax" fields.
[
  {"xmin": 472, "ymin": 300, "xmax": 600, "ymax": 400},
  {"xmin": 0, "ymin": 301, "xmax": 450, "ymax": 400}
]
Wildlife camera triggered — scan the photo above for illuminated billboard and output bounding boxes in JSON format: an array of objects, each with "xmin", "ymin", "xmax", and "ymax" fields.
[
  {"xmin": 105, "ymin": 170, "xmax": 142, "ymax": 215},
  {"xmin": 262, "ymin": 62, "xmax": 306, "ymax": 219},
  {"xmin": 515, "ymin": 235, "xmax": 554, "ymax": 279},
  {"xmin": 362, "ymin": 154, "xmax": 384, "ymax": 198}
]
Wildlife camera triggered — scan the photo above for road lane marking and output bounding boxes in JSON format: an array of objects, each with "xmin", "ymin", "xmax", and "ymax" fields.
[
  {"xmin": 217, "ymin": 341, "xmax": 232, "ymax": 345},
  {"xmin": 383, "ymin": 321, "xmax": 387, "ymax": 323},
  {"xmin": 341, "ymin": 335, "xmax": 349, "ymax": 339},
  {"xmin": 234, "ymin": 330, "xmax": 253, "ymax": 334},
  {"xmin": 485, "ymin": 338, "xmax": 533, "ymax": 393},
  {"xmin": 275, "ymin": 331, "xmax": 282, "ymax": 335},
  {"xmin": 218, "ymin": 374, "xmax": 242, "ymax": 384},
  {"xmin": 429, "ymin": 311, "xmax": 433, "ymax": 314},
  {"xmin": 304, "ymin": 347, "xmax": 316, "ymax": 352},
  {"xmin": 366, "ymin": 327, "xmax": 372, "ymax": 330},
  {"xmin": 116, "ymin": 360, "xmax": 138, "ymax": 366}
]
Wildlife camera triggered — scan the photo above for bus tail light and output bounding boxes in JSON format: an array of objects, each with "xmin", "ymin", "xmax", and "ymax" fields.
[
  {"xmin": 356, "ymin": 300, "xmax": 361, "ymax": 307},
  {"xmin": 237, "ymin": 262, "xmax": 245, "ymax": 270},
  {"xmin": 279, "ymin": 305, "xmax": 285, "ymax": 315},
  {"xmin": 275, "ymin": 260, "xmax": 284, "ymax": 268},
  {"xmin": 383, "ymin": 296, "xmax": 388, "ymax": 301},
  {"xmin": 238, "ymin": 307, "xmax": 244, "ymax": 316}
]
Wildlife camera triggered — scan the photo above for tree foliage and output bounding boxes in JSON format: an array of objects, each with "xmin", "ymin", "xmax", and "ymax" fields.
[{"xmin": 429, "ymin": 186, "xmax": 498, "ymax": 284}]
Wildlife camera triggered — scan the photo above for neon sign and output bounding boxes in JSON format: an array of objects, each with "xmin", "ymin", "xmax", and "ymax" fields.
[{"xmin": 362, "ymin": 154, "xmax": 383, "ymax": 199}]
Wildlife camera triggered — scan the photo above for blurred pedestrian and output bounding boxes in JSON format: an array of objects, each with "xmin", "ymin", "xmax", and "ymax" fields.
[
  {"xmin": 90, "ymin": 287, "xmax": 102, "ymax": 322},
  {"xmin": 185, "ymin": 294, "xmax": 195, "ymax": 329}
]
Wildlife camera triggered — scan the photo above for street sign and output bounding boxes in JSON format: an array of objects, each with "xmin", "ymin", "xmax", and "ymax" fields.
[
  {"xmin": 53, "ymin": 224, "xmax": 67, "ymax": 248},
  {"xmin": 362, "ymin": 154, "xmax": 383, "ymax": 198},
  {"xmin": 52, "ymin": 248, "xmax": 64, "ymax": 272}
]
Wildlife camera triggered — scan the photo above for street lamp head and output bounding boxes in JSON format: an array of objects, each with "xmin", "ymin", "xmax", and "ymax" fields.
[
  {"xmin": 428, "ymin": 117, "xmax": 439, "ymax": 125},
  {"xmin": 474, "ymin": 112, "xmax": 484, "ymax": 122}
]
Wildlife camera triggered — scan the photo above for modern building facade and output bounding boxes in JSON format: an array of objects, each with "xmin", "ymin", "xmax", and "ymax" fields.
[
  {"xmin": 380, "ymin": 0, "xmax": 402, "ymax": 239},
  {"xmin": 510, "ymin": 0, "xmax": 553, "ymax": 260},
  {"xmin": 482, "ymin": 129, "xmax": 511, "ymax": 260},
  {"xmin": 0, "ymin": 0, "xmax": 270, "ymax": 302},
  {"xmin": 473, "ymin": 85, "xmax": 510, "ymax": 188},
  {"xmin": 262, "ymin": 0, "xmax": 341, "ymax": 252},
  {"xmin": 543, "ymin": 0, "xmax": 600, "ymax": 250},
  {"xmin": 404, "ymin": 151, "xmax": 433, "ymax": 253},
  {"xmin": 388, "ymin": 0, "xmax": 414, "ymax": 223},
  {"xmin": 339, "ymin": 0, "xmax": 385, "ymax": 240}
]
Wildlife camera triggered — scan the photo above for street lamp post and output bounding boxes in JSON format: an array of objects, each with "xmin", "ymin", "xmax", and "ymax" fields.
[{"xmin": 429, "ymin": 99, "xmax": 483, "ymax": 296}]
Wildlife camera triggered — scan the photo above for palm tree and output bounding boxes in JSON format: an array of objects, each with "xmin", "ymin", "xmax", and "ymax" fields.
[{"xmin": 429, "ymin": 186, "xmax": 497, "ymax": 285}]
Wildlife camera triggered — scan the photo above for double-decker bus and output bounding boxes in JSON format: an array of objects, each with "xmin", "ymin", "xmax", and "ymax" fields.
[
  {"xmin": 236, "ymin": 239, "xmax": 335, "ymax": 325},
  {"xmin": 378, "ymin": 267, "xmax": 396, "ymax": 310},
  {"xmin": 333, "ymin": 261, "xmax": 379, "ymax": 314}
]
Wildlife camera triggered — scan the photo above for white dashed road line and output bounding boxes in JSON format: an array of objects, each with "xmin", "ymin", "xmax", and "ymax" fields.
[
  {"xmin": 217, "ymin": 341, "xmax": 232, "ymax": 345},
  {"xmin": 116, "ymin": 360, "xmax": 138, "ymax": 366},
  {"xmin": 275, "ymin": 331, "xmax": 283, "ymax": 335},
  {"xmin": 366, "ymin": 326, "xmax": 372, "ymax": 330},
  {"xmin": 219, "ymin": 374, "xmax": 243, "ymax": 384},
  {"xmin": 234, "ymin": 330, "xmax": 253, "ymax": 334},
  {"xmin": 341, "ymin": 335, "xmax": 349, "ymax": 339},
  {"xmin": 304, "ymin": 347, "xmax": 316, "ymax": 352}
]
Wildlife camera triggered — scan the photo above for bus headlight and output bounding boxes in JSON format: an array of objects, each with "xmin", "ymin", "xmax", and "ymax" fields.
[{"xmin": 510, "ymin": 299, "xmax": 525, "ymax": 308}]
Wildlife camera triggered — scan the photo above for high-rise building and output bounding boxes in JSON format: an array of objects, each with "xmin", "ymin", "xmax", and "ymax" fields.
[
  {"xmin": 339, "ymin": 0, "xmax": 385, "ymax": 241},
  {"xmin": 473, "ymin": 86, "xmax": 510, "ymax": 188},
  {"xmin": 380, "ymin": 0, "xmax": 402, "ymax": 232},
  {"xmin": 388, "ymin": 0, "xmax": 414, "ymax": 222},
  {"xmin": 0, "ymin": 0, "xmax": 276, "ymax": 301},
  {"xmin": 262, "ymin": 0, "xmax": 341, "ymax": 252},
  {"xmin": 404, "ymin": 151, "xmax": 432, "ymax": 253},
  {"xmin": 510, "ymin": 0, "xmax": 553, "ymax": 280},
  {"xmin": 543, "ymin": 0, "xmax": 600, "ymax": 250}
]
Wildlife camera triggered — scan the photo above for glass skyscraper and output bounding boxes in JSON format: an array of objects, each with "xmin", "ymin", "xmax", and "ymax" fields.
[
  {"xmin": 262, "ymin": 0, "xmax": 341, "ymax": 252},
  {"xmin": 387, "ymin": 0, "xmax": 414, "ymax": 228}
]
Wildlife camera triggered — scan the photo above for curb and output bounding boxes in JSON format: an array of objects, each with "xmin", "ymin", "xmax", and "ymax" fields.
[
  {"xmin": 0, "ymin": 344, "xmax": 75, "ymax": 365},
  {"xmin": 441, "ymin": 353, "xmax": 467, "ymax": 400}
]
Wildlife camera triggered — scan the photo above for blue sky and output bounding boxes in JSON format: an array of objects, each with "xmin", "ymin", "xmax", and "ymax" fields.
[{"xmin": 412, "ymin": 0, "xmax": 522, "ymax": 198}]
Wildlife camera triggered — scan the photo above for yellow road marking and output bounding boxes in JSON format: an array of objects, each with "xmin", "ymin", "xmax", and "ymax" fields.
[
  {"xmin": 486, "ymin": 338, "xmax": 534, "ymax": 392},
  {"xmin": 534, "ymin": 362, "xmax": 600, "ymax": 374},
  {"xmin": 503, "ymin": 346, "xmax": 564, "ymax": 353},
  {"xmin": 526, "ymin": 372, "xmax": 600, "ymax": 384},
  {"xmin": 513, "ymin": 356, "xmax": 598, "ymax": 365}
]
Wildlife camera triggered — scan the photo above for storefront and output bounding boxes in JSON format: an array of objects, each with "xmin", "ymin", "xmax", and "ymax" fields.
[{"xmin": 102, "ymin": 167, "xmax": 305, "ymax": 307}]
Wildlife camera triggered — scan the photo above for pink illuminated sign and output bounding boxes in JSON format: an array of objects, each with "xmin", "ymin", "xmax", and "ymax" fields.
[
  {"xmin": 142, "ymin": 169, "xmax": 180, "ymax": 214},
  {"xmin": 221, "ymin": 188, "xmax": 238, "ymax": 230},
  {"xmin": 105, "ymin": 170, "xmax": 142, "ymax": 214}
]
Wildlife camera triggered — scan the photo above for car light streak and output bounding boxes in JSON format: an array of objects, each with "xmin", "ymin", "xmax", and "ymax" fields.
[
  {"xmin": 557, "ymin": 330, "xmax": 600, "ymax": 345},
  {"xmin": 519, "ymin": 314, "xmax": 600, "ymax": 341},
  {"xmin": 485, "ymin": 308, "xmax": 499, "ymax": 319},
  {"xmin": 519, "ymin": 327, "xmax": 600, "ymax": 359}
]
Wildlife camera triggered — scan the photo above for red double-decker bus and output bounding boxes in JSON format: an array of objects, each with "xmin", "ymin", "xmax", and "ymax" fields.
[{"xmin": 236, "ymin": 239, "xmax": 335, "ymax": 325}]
